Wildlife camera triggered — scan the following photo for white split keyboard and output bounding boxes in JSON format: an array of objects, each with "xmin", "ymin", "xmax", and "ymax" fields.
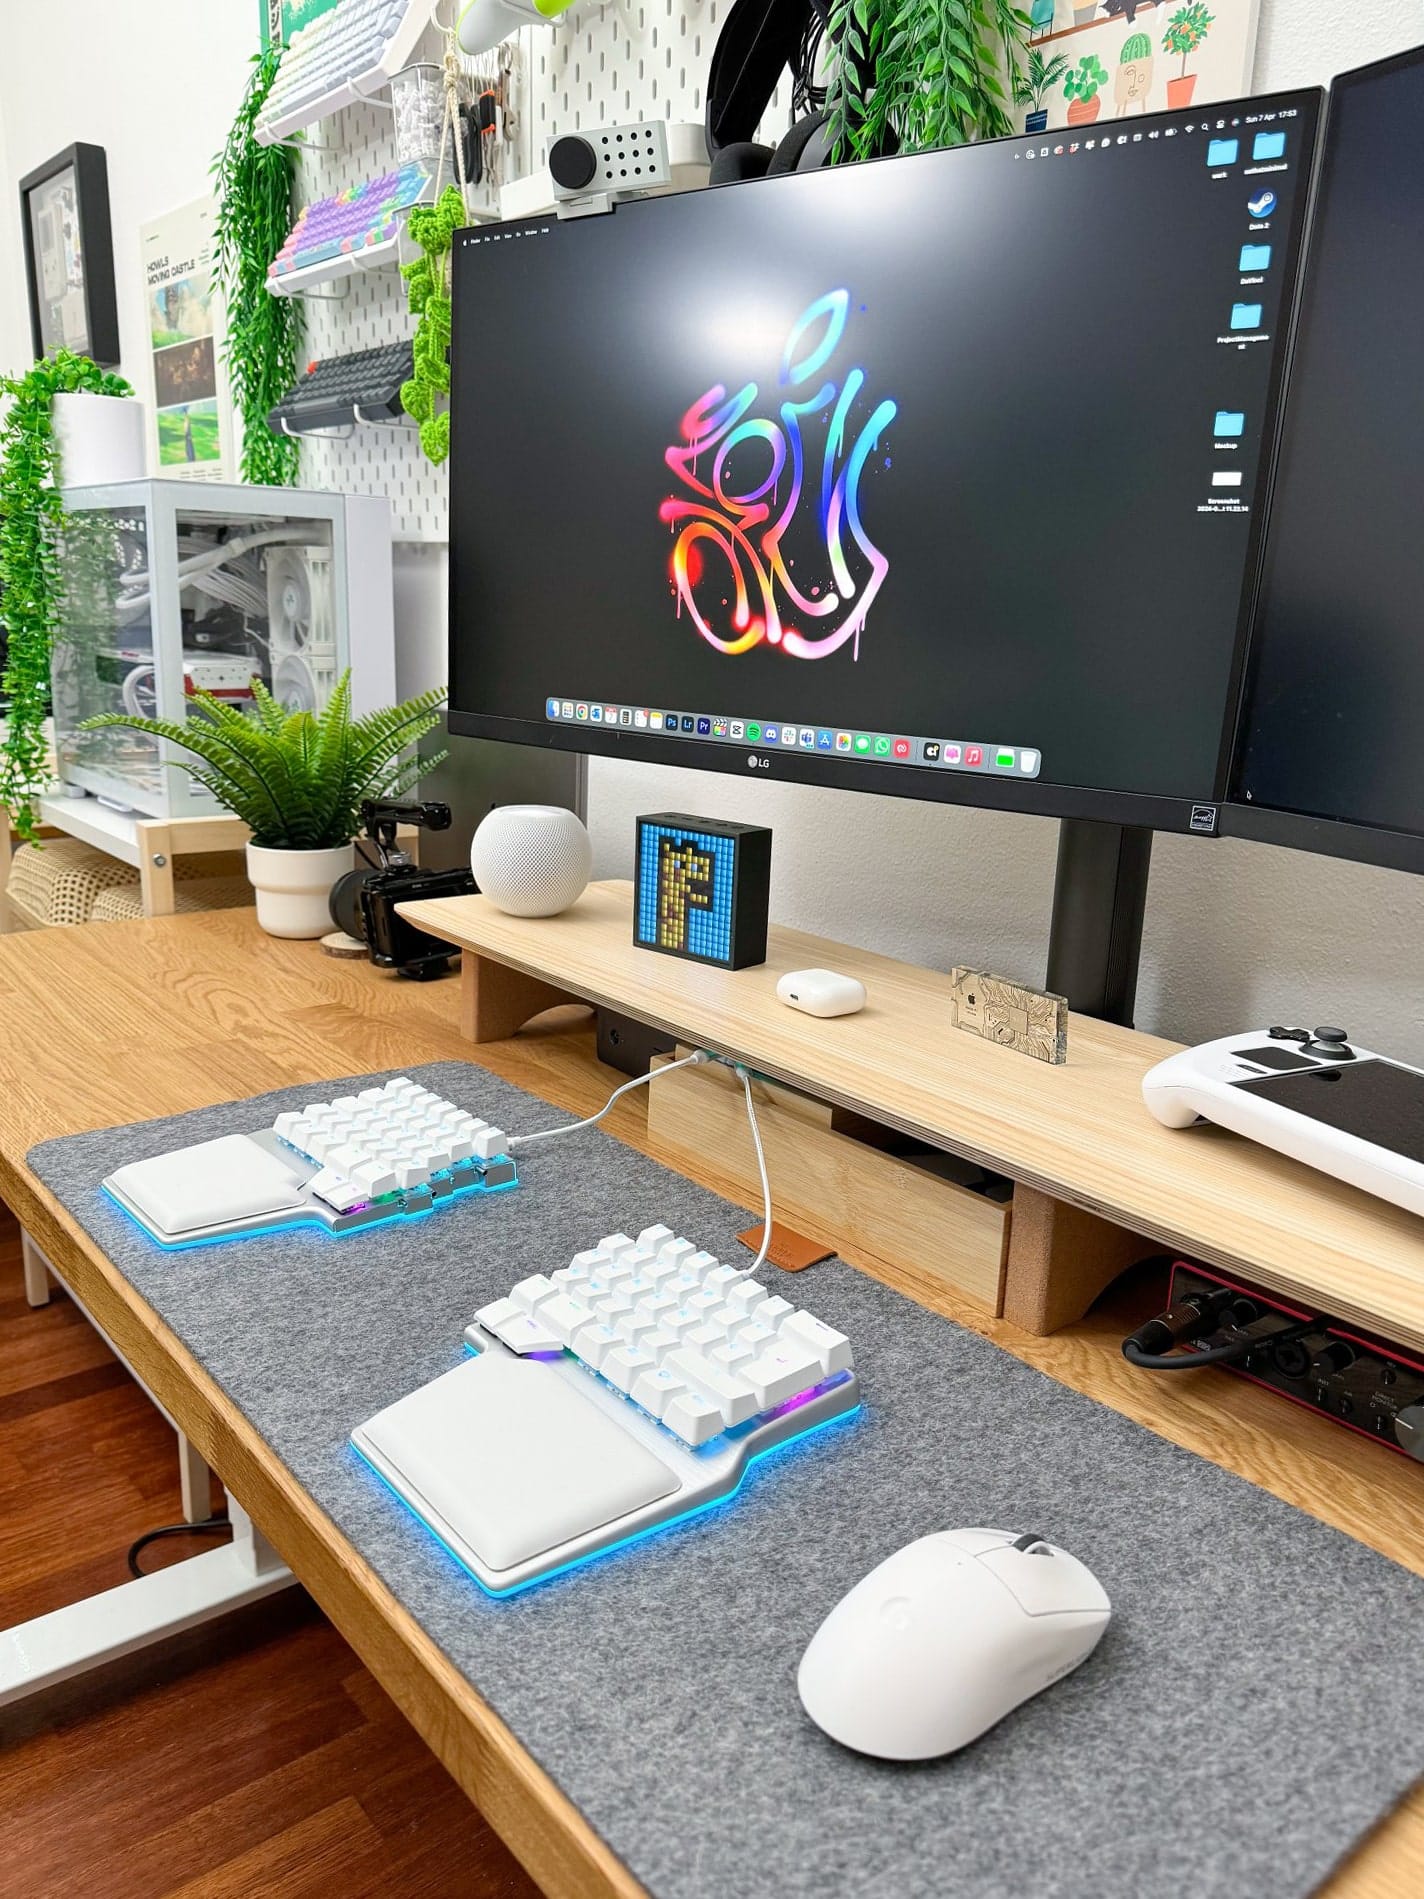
[
  {"xmin": 104, "ymin": 1078, "xmax": 517, "ymax": 1246},
  {"xmin": 260, "ymin": 0, "xmax": 438, "ymax": 144},
  {"xmin": 352, "ymin": 1224, "xmax": 860, "ymax": 1594}
]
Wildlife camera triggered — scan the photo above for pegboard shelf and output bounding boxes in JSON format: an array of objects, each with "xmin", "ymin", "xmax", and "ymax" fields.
[
  {"xmin": 268, "ymin": 220, "xmax": 422, "ymax": 298},
  {"xmin": 256, "ymin": 0, "xmax": 441, "ymax": 146}
]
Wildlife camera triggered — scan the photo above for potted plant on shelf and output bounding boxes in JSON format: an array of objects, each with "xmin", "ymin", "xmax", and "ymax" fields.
[
  {"xmin": 1015, "ymin": 45, "xmax": 1071, "ymax": 131},
  {"xmin": 0, "ymin": 350, "xmax": 136, "ymax": 841},
  {"xmin": 80, "ymin": 673, "xmax": 448, "ymax": 938},
  {"xmin": 1063, "ymin": 53, "xmax": 1109, "ymax": 124},
  {"xmin": 1162, "ymin": 2, "xmax": 1213, "ymax": 108},
  {"xmin": 1072, "ymin": 0, "xmax": 1100, "ymax": 25}
]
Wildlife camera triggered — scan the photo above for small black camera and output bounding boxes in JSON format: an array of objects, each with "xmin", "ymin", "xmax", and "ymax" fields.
[{"xmin": 328, "ymin": 799, "xmax": 475, "ymax": 979}]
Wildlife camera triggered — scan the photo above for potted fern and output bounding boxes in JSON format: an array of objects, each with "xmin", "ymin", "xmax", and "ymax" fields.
[{"xmin": 81, "ymin": 673, "xmax": 447, "ymax": 937}]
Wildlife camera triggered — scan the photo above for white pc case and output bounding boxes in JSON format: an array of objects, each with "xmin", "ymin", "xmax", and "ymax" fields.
[{"xmin": 51, "ymin": 480, "xmax": 395, "ymax": 820}]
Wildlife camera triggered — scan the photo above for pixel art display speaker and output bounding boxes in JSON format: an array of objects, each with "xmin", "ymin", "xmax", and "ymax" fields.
[{"xmin": 634, "ymin": 815, "xmax": 772, "ymax": 970}]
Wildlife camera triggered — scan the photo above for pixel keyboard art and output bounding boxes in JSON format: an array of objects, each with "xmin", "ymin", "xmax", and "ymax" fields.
[{"xmin": 659, "ymin": 289, "xmax": 897, "ymax": 662}]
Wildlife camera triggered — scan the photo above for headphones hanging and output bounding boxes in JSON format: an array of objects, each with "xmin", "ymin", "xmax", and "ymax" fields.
[{"xmin": 704, "ymin": 0, "xmax": 833, "ymax": 183}]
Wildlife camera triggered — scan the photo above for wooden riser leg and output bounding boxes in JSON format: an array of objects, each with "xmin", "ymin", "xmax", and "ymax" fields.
[
  {"xmin": 1001, "ymin": 1186, "xmax": 1149, "ymax": 1335},
  {"xmin": 460, "ymin": 952, "xmax": 583, "ymax": 1043}
]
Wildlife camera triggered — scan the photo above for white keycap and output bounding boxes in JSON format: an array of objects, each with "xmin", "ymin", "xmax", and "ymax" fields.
[
  {"xmin": 687, "ymin": 1290, "xmax": 724, "ymax": 1319},
  {"xmin": 664, "ymin": 1390, "xmax": 725, "ymax": 1446},
  {"xmin": 631, "ymin": 1366, "xmax": 688, "ymax": 1420},
  {"xmin": 473, "ymin": 1127, "xmax": 508, "ymax": 1160},
  {"xmin": 658, "ymin": 1237, "xmax": 696, "ymax": 1269},
  {"xmin": 571, "ymin": 1321, "xmax": 621, "ymax": 1370},
  {"xmin": 303, "ymin": 1131, "xmax": 333, "ymax": 1163},
  {"xmin": 394, "ymin": 1156, "xmax": 430, "ymax": 1190},
  {"xmin": 640, "ymin": 1326, "xmax": 678, "ymax": 1357},
  {"xmin": 728, "ymin": 1280, "xmax": 770, "ymax": 1319},
  {"xmin": 615, "ymin": 1311, "xmax": 657, "ymax": 1346},
  {"xmin": 352, "ymin": 1160, "xmax": 398, "ymax": 1197},
  {"xmin": 539, "ymin": 1295, "xmax": 595, "ymax": 1344},
  {"xmin": 736, "ymin": 1320, "xmax": 778, "ymax": 1353},
  {"xmin": 685, "ymin": 1250, "xmax": 720, "ymax": 1279},
  {"xmin": 326, "ymin": 1143, "xmax": 366, "ymax": 1177},
  {"xmin": 309, "ymin": 1169, "xmax": 364, "ymax": 1212},
  {"xmin": 636, "ymin": 1291, "xmax": 680, "ymax": 1322},
  {"xmin": 645, "ymin": 1260, "xmax": 680, "ymax": 1288},
  {"xmin": 666, "ymin": 1349, "xmax": 758, "ymax": 1426},
  {"xmin": 621, "ymin": 1247, "xmax": 658, "ymax": 1275},
  {"xmin": 274, "ymin": 1111, "xmax": 304, "ymax": 1140},
  {"xmin": 358, "ymin": 1087, "xmax": 386, "ymax": 1104},
  {"xmin": 758, "ymin": 1296, "xmax": 796, "ymax": 1327},
  {"xmin": 485, "ymin": 1309, "xmax": 565, "ymax": 1355},
  {"xmin": 510, "ymin": 1274, "xmax": 558, "ymax": 1314},
  {"xmin": 384, "ymin": 1078, "xmax": 417, "ymax": 1096},
  {"xmin": 332, "ymin": 1096, "xmax": 360, "ymax": 1113},
  {"xmin": 421, "ymin": 1143, "xmax": 454, "ymax": 1174},
  {"xmin": 742, "ymin": 1341, "xmax": 823, "ymax": 1409},
  {"xmin": 604, "ymin": 1345, "xmax": 656, "ymax": 1394},
  {"xmin": 704, "ymin": 1265, "xmax": 742, "ymax": 1296},
  {"xmin": 667, "ymin": 1269, "xmax": 702, "ymax": 1296},
  {"xmin": 687, "ymin": 1321, "xmax": 728, "ymax": 1351},
  {"xmin": 475, "ymin": 1296, "xmax": 523, "ymax": 1333},
  {"xmin": 711, "ymin": 1339, "xmax": 754, "ymax": 1370},
  {"xmin": 597, "ymin": 1233, "xmax": 638, "ymax": 1260},
  {"xmin": 570, "ymin": 1248, "xmax": 606, "ymax": 1271},
  {"xmin": 780, "ymin": 1310, "xmax": 854, "ymax": 1376},
  {"xmin": 662, "ymin": 1308, "xmax": 704, "ymax": 1340},
  {"xmin": 551, "ymin": 1265, "xmax": 591, "ymax": 1288},
  {"xmin": 448, "ymin": 1133, "xmax": 475, "ymax": 1163},
  {"xmin": 638, "ymin": 1224, "xmax": 675, "ymax": 1252}
]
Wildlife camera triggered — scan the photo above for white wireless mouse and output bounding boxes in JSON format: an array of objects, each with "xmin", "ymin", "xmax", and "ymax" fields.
[
  {"xmin": 776, "ymin": 968, "xmax": 867, "ymax": 1018},
  {"xmin": 797, "ymin": 1528, "xmax": 1111, "ymax": 1760}
]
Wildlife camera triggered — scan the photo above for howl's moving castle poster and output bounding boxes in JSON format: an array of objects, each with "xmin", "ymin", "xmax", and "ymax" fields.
[{"xmin": 1014, "ymin": 1, "xmax": 1262, "ymax": 136}]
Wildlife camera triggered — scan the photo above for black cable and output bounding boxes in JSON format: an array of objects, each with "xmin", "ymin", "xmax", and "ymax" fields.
[
  {"xmin": 1123, "ymin": 1316, "xmax": 1315, "ymax": 1372},
  {"xmin": 127, "ymin": 1515, "xmax": 231, "ymax": 1579}
]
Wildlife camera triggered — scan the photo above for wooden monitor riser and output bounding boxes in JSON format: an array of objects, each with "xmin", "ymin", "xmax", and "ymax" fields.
[{"xmin": 401, "ymin": 881, "xmax": 1424, "ymax": 1353}]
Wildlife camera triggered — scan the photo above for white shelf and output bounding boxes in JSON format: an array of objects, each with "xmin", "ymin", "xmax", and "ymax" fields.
[
  {"xmin": 37, "ymin": 793, "xmax": 148, "ymax": 867},
  {"xmin": 255, "ymin": 0, "xmax": 440, "ymax": 147},
  {"xmin": 267, "ymin": 219, "xmax": 420, "ymax": 298}
]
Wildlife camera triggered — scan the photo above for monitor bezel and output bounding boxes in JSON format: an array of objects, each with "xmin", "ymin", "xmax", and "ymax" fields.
[
  {"xmin": 1222, "ymin": 43, "xmax": 1424, "ymax": 877},
  {"xmin": 448, "ymin": 86, "xmax": 1323, "ymax": 841}
]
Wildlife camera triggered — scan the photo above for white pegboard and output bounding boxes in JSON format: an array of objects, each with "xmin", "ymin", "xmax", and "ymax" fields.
[{"xmin": 291, "ymin": 3, "xmax": 792, "ymax": 543}]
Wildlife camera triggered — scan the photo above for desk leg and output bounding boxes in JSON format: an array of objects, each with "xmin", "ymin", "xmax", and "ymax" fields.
[
  {"xmin": 178, "ymin": 1433, "xmax": 217, "ymax": 1523},
  {"xmin": 135, "ymin": 821, "xmax": 177, "ymax": 917},
  {"xmin": 1001, "ymin": 1186, "xmax": 1147, "ymax": 1335},
  {"xmin": 0, "ymin": 1497, "xmax": 291, "ymax": 1708},
  {"xmin": 460, "ymin": 951, "xmax": 582, "ymax": 1042},
  {"xmin": 21, "ymin": 1230, "xmax": 51, "ymax": 1307}
]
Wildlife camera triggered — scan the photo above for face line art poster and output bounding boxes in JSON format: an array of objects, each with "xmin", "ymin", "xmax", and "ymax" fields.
[{"xmin": 140, "ymin": 196, "xmax": 233, "ymax": 483}]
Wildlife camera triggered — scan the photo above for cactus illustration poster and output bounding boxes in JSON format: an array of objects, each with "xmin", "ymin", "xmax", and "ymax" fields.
[{"xmin": 1014, "ymin": 2, "xmax": 1262, "ymax": 137}]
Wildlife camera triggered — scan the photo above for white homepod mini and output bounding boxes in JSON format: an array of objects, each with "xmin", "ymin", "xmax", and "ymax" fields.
[{"xmin": 469, "ymin": 805, "xmax": 592, "ymax": 917}]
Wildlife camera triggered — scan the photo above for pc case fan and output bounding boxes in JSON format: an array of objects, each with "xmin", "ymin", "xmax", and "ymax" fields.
[{"xmin": 266, "ymin": 546, "xmax": 339, "ymax": 712}]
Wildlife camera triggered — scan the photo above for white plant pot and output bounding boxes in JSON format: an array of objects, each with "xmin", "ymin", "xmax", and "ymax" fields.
[
  {"xmin": 52, "ymin": 391, "xmax": 146, "ymax": 489},
  {"xmin": 246, "ymin": 841, "xmax": 352, "ymax": 939}
]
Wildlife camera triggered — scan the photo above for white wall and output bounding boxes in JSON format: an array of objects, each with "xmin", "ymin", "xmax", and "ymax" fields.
[{"xmin": 2, "ymin": 0, "xmax": 1422, "ymax": 1058}]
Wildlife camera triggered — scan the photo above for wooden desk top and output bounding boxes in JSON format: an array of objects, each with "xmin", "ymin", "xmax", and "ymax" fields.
[
  {"xmin": 404, "ymin": 883, "xmax": 1424, "ymax": 1352},
  {"xmin": 0, "ymin": 908, "xmax": 1419, "ymax": 1899}
]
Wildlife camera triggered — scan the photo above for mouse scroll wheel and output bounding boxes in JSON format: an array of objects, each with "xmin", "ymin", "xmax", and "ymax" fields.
[{"xmin": 1010, "ymin": 1533, "xmax": 1051, "ymax": 1555}]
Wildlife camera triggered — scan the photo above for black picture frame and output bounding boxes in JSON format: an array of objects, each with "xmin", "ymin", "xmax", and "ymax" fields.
[{"xmin": 19, "ymin": 143, "xmax": 120, "ymax": 367}]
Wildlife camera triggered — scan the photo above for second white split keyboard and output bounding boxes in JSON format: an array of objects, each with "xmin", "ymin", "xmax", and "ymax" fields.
[{"xmin": 466, "ymin": 1224, "xmax": 855, "ymax": 1447}]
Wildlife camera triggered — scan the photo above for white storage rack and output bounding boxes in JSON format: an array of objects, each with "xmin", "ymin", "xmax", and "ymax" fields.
[{"xmin": 285, "ymin": 4, "xmax": 791, "ymax": 542}]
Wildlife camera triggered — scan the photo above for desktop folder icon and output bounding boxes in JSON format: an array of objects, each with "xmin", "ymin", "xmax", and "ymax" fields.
[
  {"xmin": 1214, "ymin": 410, "xmax": 1246, "ymax": 437},
  {"xmin": 1230, "ymin": 303, "xmax": 1264, "ymax": 330},
  {"xmin": 1253, "ymin": 130, "xmax": 1287, "ymax": 161},
  {"xmin": 1207, "ymin": 138, "xmax": 1239, "ymax": 166},
  {"xmin": 1239, "ymin": 243, "xmax": 1272, "ymax": 272}
]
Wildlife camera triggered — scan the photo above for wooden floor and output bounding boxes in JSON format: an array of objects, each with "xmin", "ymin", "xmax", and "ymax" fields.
[{"xmin": 0, "ymin": 1206, "xmax": 541, "ymax": 1899}]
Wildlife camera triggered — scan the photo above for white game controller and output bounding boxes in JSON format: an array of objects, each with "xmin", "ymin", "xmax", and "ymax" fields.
[{"xmin": 1142, "ymin": 1027, "xmax": 1424, "ymax": 1219}]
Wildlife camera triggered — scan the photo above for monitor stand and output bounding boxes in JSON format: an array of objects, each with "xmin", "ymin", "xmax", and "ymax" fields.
[{"xmin": 1045, "ymin": 819, "xmax": 1152, "ymax": 1028}]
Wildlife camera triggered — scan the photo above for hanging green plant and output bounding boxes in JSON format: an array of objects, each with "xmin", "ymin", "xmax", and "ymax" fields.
[
  {"xmin": 400, "ymin": 184, "xmax": 465, "ymax": 465},
  {"xmin": 213, "ymin": 43, "xmax": 303, "ymax": 486},
  {"xmin": 825, "ymin": 0, "xmax": 1031, "ymax": 162},
  {"xmin": 0, "ymin": 350, "xmax": 132, "ymax": 841}
]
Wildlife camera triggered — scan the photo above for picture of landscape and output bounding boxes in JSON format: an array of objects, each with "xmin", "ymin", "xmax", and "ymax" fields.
[{"xmin": 141, "ymin": 197, "xmax": 231, "ymax": 482}]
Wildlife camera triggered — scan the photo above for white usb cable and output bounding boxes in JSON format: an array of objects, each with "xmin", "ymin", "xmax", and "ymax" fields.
[
  {"xmin": 509, "ymin": 1045, "xmax": 775, "ymax": 1275},
  {"xmin": 508, "ymin": 1048, "xmax": 712, "ymax": 1150}
]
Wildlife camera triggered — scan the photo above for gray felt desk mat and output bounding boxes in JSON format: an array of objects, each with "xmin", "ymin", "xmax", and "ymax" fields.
[{"xmin": 27, "ymin": 1061, "xmax": 1424, "ymax": 1899}]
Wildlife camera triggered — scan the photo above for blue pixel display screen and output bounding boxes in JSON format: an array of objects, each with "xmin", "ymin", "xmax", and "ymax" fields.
[{"xmin": 636, "ymin": 822, "xmax": 738, "ymax": 964}]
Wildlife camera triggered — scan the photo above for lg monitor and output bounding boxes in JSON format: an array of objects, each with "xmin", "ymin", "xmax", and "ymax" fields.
[
  {"xmin": 1226, "ymin": 45, "xmax": 1424, "ymax": 875},
  {"xmin": 448, "ymin": 88, "xmax": 1321, "ymax": 838}
]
